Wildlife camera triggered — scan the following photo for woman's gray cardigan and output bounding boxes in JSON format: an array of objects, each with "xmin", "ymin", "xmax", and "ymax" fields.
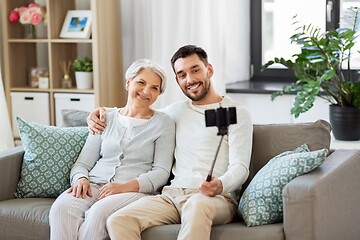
[{"xmin": 70, "ymin": 109, "xmax": 175, "ymax": 193}]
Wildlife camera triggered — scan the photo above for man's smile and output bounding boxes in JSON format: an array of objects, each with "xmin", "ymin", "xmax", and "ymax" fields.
[{"xmin": 187, "ymin": 83, "xmax": 202, "ymax": 92}]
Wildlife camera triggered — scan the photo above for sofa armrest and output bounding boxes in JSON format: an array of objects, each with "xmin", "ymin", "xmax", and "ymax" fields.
[
  {"xmin": 0, "ymin": 146, "xmax": 24, "ymax": 201},
  {"xmin": 282, "ymin": 149, "xmax": 360, "ymax": 240}
]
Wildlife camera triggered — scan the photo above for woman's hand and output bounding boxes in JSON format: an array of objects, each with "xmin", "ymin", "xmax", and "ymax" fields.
[
  {"xmin": 87, "ymin": 107, "xmax": 107, "ymax": 135},
  {"xmin": 198, "ymin": 176, "xmax": 223, "ymax": 197},
  {"xmin": 67, "ymin": 177, "xmax": 93, "ymax": 199},
  {"xmin": 98, "ymin": 180, "xmax": 139, "ymax": 200},
  {"xmin": 97, "ymin": 183, "xmax": 122, "ymax": 200}
]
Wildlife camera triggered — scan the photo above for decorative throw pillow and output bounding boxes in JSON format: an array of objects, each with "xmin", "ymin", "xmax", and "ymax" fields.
[
  {"xmin": 15, "ymin": 117, "xmax": 89, "ymax": 198},
  {"xmin": 238, "ymin": 144, "xmax": 328, "ymax": 227}
]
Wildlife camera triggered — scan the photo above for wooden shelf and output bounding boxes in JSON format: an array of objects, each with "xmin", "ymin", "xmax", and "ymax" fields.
[
  {"xmin": 52, "ymin": 88, "xmax": 95, "ymax": 94},
  {"xmin": 8, "ymin": 39, "xmax": 49, "ymax": 43},
  {"xmin": 10, "ymin": 87, "xmax": 95, "ymax": 94},
  {"xmin": 2, "ymin": 0, "xmax": 125, "ymax": 129},
  {"xmin": 51, "ymin": 39, "xmax": 93, "ymax": 43},
  {"xmin": 10, "ymin": 88, "xmax": 50, "ymax": 92}
]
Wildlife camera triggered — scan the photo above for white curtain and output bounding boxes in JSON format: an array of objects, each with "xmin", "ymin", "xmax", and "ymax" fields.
[
  {"xmin": 0, "ymin": 67, "xmax": 14, "ymax": 150},
  {"xmin": 121, "ymin": 0, "xmax": 250, "ymax": 108}
]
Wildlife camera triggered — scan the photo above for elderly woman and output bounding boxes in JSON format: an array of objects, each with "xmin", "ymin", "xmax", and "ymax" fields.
[{"xmin": 49, "ymin": 59, "xmax": 175, "ymax": 240}]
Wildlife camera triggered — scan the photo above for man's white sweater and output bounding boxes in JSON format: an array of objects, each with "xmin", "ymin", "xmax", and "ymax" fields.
[{"xmin": 163, "ymin": 96, "xmax": 253, "ymax": 200}]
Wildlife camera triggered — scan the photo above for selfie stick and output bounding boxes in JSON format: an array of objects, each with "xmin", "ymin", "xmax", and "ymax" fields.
[{"xmin": 206, "ymin": 135, "xmax": 224, "ymax": 182}]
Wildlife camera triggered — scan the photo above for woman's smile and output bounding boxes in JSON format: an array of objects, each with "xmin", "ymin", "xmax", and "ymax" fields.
[{"xmin": 137, "ymin": 93, "xmax": 150, "ymax": 100}]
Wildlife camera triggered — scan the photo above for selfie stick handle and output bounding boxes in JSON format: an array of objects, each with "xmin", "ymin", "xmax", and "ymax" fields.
[{"xmin": 206, "ymin": 135, "xmax": 224, "ymax": 182}]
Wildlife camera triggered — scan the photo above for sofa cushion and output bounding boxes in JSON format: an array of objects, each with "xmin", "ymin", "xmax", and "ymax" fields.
[
  {"xmin": 15, "ymin": 117, "xmax": 89, "ymax": 198},
  {"xmin": 0, "ymin": 198, "xmax": 54, "ymax": 239},
  {"xmin": 141, "ymin": 222, "xmax": 284, "ymax": 240},
  {"xmin": 239, "ymin": 144, "xmax": 328, "ymax": 227},
  {"xmin": 61, "ymin": 109, "xmax": 89, "ymax": 127}
]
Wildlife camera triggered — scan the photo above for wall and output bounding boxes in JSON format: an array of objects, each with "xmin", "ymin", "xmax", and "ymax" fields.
[
  {"xmin": 120, "ymin": 0, "xmax": 251, "ymax": 108},
  {"xmin": 2, "ymin": 2, "xmax": 328, "ymax": 125},
  {"xmin": 226, "ymin": 93, "xmax": 330, "ymax": 124},
  {"xmin": 120, "ymin": 0, "xmax": 250, "ymax": 85}
]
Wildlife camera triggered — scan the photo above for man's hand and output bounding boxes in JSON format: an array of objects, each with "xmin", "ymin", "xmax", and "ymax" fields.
[
  {"xmin": 67, "ymin": 177, "xmax": 93, "ymax": 199},
  {"xmin": 198, "ymin": 176, "xmax": 223, "ymax": 197},
  {"xmin": 87, "ymin": 107, "xmax": 107, "ymax": 135}
]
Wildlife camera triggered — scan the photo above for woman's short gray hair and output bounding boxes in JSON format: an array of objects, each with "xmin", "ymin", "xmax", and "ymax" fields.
[{"xmin": 125, "ymin": 59, "xmax": 167, "ymax": 94}]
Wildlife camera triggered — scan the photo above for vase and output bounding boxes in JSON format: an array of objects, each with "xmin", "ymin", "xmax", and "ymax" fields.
[
  {"xmin": 75, "ymin": 72, "xmax": 93, "ymax": 89},
  {"xmin": 62, "ymin": 74, "xmax": 72, "ymax": 89},
  {"xmin": 329, "ymin": 105, "xmax": 360, "ymax": 141},
  {"xmin": 24, "ymin": 25, "xmax": 36, "ymax": 39}
]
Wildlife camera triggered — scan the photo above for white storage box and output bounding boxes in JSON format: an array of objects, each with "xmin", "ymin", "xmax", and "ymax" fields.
[
  {"xmin": 11, "ymin": 92, "xmax": 50, "ymax": 137},
  {"xmin": 54, "ymin": 93, "xmax": 95, "ymax": 126}
]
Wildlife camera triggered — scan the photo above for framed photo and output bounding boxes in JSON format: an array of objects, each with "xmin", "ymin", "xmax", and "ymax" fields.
[{"xmin": 60, "ymin": 10, "xmax": 92, "ymax": 39}]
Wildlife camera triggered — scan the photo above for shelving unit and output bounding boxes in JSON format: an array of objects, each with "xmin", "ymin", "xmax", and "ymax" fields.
[{"xmin": 1, "ymin": 0, "xmax": 125, "ymax": 129}]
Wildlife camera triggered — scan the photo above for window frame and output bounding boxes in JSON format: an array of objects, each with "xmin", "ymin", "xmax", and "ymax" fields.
[{"xmin": 250, "ymin": 0, "xmax": 358, "ymax": 82}]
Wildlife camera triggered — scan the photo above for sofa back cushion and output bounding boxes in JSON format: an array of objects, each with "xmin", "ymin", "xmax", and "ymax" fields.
[
  {"xmin": 242, "ymin": 120, "xmax": 332, "ymax": 192},
  {"xmin": 61, "ymin": 109, "xmax": 89, "ymax": 127}
]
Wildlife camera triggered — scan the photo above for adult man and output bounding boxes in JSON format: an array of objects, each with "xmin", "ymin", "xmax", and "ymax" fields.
[{"xmin": 87, "ymin": 45, "xmax": 253, "ymax": 240}]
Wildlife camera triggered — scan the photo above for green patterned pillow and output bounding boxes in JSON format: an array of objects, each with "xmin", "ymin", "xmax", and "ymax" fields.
[
  {"xmin": 15, "ymin": 117, "xmax": 89, "ymax": 198},
  {"xmin": 239, "ymin": 144, "xmax": 328, "ymax": 227}
]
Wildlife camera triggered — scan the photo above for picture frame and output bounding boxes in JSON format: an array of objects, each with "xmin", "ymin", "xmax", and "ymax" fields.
[{"xmin": 60, "ymin": 10, "xmax": 92, "ymax": 39}]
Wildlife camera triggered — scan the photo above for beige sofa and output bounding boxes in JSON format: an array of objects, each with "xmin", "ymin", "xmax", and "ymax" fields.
[{"xmin": 1, "ymin": 120, "xmax": 359, "ymax": 240}]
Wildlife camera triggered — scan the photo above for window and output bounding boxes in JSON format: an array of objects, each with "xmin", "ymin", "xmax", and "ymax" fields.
[
  {"xmin": 251, "ymin": 0, "xmax": 360, "ymax": 82},
  {"xmin": 340, "ymin": 0, "xmax": 360, "ymax": 68}
]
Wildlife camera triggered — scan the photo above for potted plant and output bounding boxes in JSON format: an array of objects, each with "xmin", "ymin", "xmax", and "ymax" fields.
[
  {"xmin": 72, "ymin": 57, "xmax": 93, "ymax": 90},
  {"xmin": 263, "ymin": 7, "xmax": 360, "ymax": 140}
]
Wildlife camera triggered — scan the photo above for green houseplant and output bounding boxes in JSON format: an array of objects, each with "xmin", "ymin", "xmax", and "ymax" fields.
[
  {"xmin": 263, "ymin": 7, "xmax": 360, "ymax": 140},
  {"xmin": 72, "ymin": 57, "xmax": 93, "ymax": 89},
  {"xmin": 72, "ymin": 57, "xmax": 93, "ymax": 72}
]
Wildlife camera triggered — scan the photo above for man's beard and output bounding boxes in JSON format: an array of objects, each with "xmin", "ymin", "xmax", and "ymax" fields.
[{"xmin": 182, "ymin": 78, "xmax": 211, "ymax": 102}]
